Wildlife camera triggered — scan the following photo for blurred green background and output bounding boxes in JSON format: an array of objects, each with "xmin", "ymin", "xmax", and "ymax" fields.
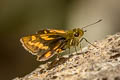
[{"xmin": 0, "ymin": 0, "xmax": 120, "ymax": 80}]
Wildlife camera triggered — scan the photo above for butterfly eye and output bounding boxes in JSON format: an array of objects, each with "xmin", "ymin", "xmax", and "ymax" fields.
[{"xmin": 74, "ymin": 33, "xmax": 79, "ymax": 37}]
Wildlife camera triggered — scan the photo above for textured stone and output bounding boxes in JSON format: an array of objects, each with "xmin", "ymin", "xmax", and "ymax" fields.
[{"xmin": 13, "ymin": 33, "xmax": 120, "ymax": 80}]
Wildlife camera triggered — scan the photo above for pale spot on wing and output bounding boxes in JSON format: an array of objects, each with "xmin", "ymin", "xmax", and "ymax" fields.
[
  {"xmin": 40, "ymin": 35, "xmax": 55, "ymax": 40},
  {"xmin": 28, "ymin": 41, "xmax": 34, "ymax": 45},
  {"xmin": 37, "ymin": 43, "xmax": 48, "ymax": 50},
  {"xmin": 44, "ymin": 30, "xmax": 47, "ymax": 34},
  {"xmin": 56, "ymin": 49, "xmax": 62, "ymax": 53},
  {"xmin": 34, "ymin": 42, "xmax": 40, "ymax": 46},
  {"xmin": 50, "ymin": 29, "xmax": 65, "ymax": 33},
  {"xmin": 31, "ymin": 36, "xmax": 36, "ymax": 41},
  {"xmin": 53, "ymin": 43, "xmax": 60, "ymax": 50},
  {"xmin": 44, "ymin": 51, "xmax": 51, "ymax": 58}
]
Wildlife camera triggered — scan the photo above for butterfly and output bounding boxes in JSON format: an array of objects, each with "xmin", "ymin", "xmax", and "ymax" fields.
[{"xmin": 20, "ymin": 19, "xmax": 102, "ymax": 61}]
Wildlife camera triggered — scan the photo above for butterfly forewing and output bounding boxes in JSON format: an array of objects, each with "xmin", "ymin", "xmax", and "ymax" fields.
[{"xmin": 20, "ymin": 29, "xmax": 67, "ymax": 61}]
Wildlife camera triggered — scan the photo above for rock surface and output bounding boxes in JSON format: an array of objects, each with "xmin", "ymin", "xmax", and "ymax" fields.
[{"xmin": 13, "ymin": 33, "xmax": 120, "ymax": 80}]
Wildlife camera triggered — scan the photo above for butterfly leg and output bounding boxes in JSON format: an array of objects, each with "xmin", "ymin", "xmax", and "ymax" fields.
[
  {"xmin": 78, "ymin": 38, "xmax": 84, "ymax": 52},
  {"xmin": 36, "ymin": 55, "xmax": 40, "ymax": 61},
  {"xmin": 67, "ymin": 41, "xmax": 71, "ymax": 54},
  {"xmin": 81, "ymin": 37, "xmax": 97, "ymax": 48},
  {"xmin": 68, "ymin": 47, "xmax": 71, "ymax": 54},
  {"xmin": 74, "ymin": 46, "xmax": 78, "ymax": 53},
  {"xmin": 79, "ymin": 43, "xmax": 82, "ymax": 52}
]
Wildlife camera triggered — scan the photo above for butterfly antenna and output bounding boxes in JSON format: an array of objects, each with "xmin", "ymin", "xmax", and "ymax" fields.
[{"xmin": 81, "ymin": 19, "xmax": 102, "ymax": 29}]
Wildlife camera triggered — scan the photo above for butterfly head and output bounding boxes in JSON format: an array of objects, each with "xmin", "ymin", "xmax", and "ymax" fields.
[
  {"xmin": 72, "ymin": 28, "xmax": 85, "ymax": 38},
  {"xmin": 66, "ymin": 28, "xmax": 86, "ymax": 46}
]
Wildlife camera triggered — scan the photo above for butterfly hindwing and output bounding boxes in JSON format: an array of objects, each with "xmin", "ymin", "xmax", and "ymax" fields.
[{"xmin": 37, "ymin": 37, "xmax": 66, "ymax": 61}]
